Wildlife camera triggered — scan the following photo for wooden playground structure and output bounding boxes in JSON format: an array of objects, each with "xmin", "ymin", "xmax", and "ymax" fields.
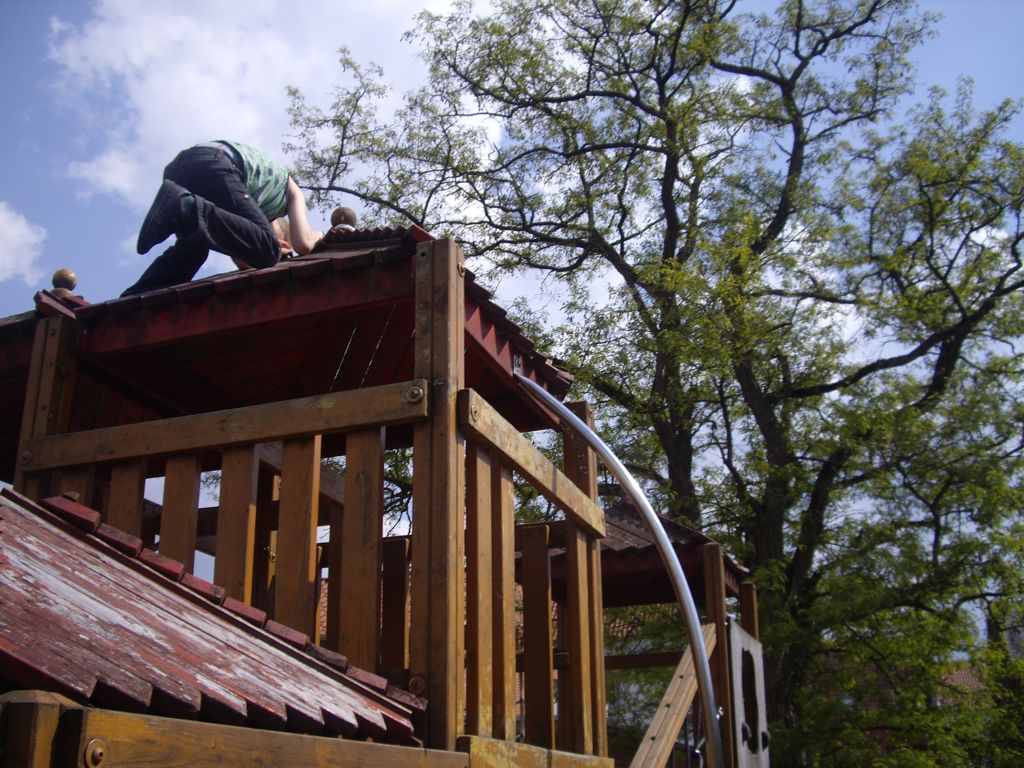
[{"xmin": 0, "ymin": 227, "xmax": 768, "ymax": 767}]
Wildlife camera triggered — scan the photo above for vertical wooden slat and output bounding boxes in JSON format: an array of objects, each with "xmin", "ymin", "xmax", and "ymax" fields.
[
  {"xmin": 381, "ymin": 537, "xmax": 410, "ymax": 670},
  {"xmin": 704, "ymin": 542, "xmax": 735, "ymax": 768},
  {"xmin": 107, "ymin": 460, "xmax": 147, "ymax": 536},
  {"xmin": 491, "ymin": 460, "xmax": 516, "ymax": 740},
  {"xmin": 740, "ymin": 581, "xmax": 760, "ymax": 641},
  {"xmin": 159, "ymin": 454, "xmax": 201, "ymax": 571},
  {"xmin": 216, "ymin": 446, "xmax": 259, "ymax": 602},
  {"xmin": 565, "ymin": 400, "xmax": 608, "ymax": 757},
  {"xmin": 563, "ymin": 523, "xmax": 593, "ymax": 754},
  {"xmin": 466, "ymin": 442, "xmax": 494, "ymax": 736},
  {"xmin": 330, "ymin": 428, "xmax": 385, "ymax": 670},
  {"xmin": 14, "ymin": 315, "xmax": 77, "ymax": 499},
  {"xmin": 53, "ymin": 466, "xmax": 95, "ymax": 506},
  {"xmin": 275, "ymin": 436, "xmax": 322, "ymax": 636},
  {"xmin": 252, "ymin": 458, "xmax": 280, "ymax": 615},
  {"xmin": 410, "ymin": 239, "xmax": 466, "ymax": 750},
  {"xmin": 521, "ymin": 525, "xmax": 555, "ymax": 749}
]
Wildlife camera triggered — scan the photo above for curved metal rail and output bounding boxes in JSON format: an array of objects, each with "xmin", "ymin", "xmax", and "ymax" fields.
[{"xmin": 515, "ymin": 374, "xmax": 724, "ymax": 768}]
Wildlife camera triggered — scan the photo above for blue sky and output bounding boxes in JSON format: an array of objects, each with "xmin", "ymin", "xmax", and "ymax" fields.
[{"xmin": 0, "ymin": 0, "xmax": 1021, "ymax": 319}]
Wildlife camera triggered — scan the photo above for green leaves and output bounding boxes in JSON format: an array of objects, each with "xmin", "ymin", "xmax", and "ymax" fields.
[{"xmin": 285, "ymin": 1, "xmax": 1024, "ymax": 763}]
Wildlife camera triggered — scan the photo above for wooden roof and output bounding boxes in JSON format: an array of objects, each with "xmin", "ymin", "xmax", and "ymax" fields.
[
  {"xmin": 0, "ymin": 226, "xmax": 573, "ymax": 480},
  {"xmin": 0, "ymin": 487, "xmax": 420, "ymax": 742}
]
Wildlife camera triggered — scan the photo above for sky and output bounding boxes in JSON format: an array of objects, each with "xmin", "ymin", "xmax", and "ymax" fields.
[{"xmin": 0, "ymin": 0, "xmax": 1021, "ymax": 320}]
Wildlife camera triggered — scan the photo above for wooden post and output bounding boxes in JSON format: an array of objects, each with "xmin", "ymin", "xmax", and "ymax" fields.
[
  {"xmin": 216, "ymin": 446, "xmax": 259, "ymax": 602},
  {"xmin": 159, "ymin": 454, "xmax": 201, "ymax": 572},
  {"xmin": 409, "ymin": 239, "xmax": 466, "ymax": 750},
  {"xmin": 0, "ymin": 690, "xmax": 78, "ymax": 768},
  {"xmin": 275, "ymin": 436, "xmax": 322, "ymax": 637},
  {"xmin": 703, "ymin": 543, "xmax": 735, "ymax": 768},
  {"xmin": 557, "ymin": 403, "xmax": 602, "ymax": 757},
  {"xmin": 466, "ymin": 442, "xmax": 494, "ymax": 736},
  {"xmin": 107, "ymin": 459, "xmax": 147, "ymax": 537},
  {"xmin": 252, "ymin": 457, "xmax": 280, "ymax": 615},
  {"xmin": 521, "ymin": 525, "xmax": 555, "ymax": 749},
  {"xmin": 491, "ymin": 460, "xmax": 516, "ymax": 740},
  {"xmin": 329, "ymin": 428, "xmax": 385, "ymax": 670},
  {"xmin": 740, "ymin": 581, "xmax": 760, "ymax": 641},
  {"xmin": 14, "ymin": 315, "xmax": 78, "ymax": 499}
]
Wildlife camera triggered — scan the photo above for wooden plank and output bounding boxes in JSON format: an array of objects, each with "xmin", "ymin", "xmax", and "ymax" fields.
[
  {"xmin": 604, "ymin": 651, "xmax": 684, "ymax": 670},
  {"xmin": 106, "ymin": 460, "xmax": 146, "ymax": 537},
  {"xmin": 331, "ymin": 428, "xmax": 385, "ymax": 669},
  {"xmin": 215, "ymin": 446, "xmax": 259, "ymax": 602},
  {"xmin": 274, "ymin": 436, "xmax": 321, "ymax": 636},
  {"xmin": 704, "ymin": 543, "xmax": 735, "ymax": 768},
  {"xmin": 255, "ymin": 441, "xmax": 345, "ymax": 520},
  {"xmin": 158, "ymin": 454, "xmax": 201, "ymax": 572},
  {"xmin": 562, "ymin": 523, "xmax": 593, "ymax": 754},
  {"xmin": 459, "ymin": 389, "xmax": 605, "ymax": 538},
  {"xmin": 458, "ymin": 735, "xmax": 615, "ymax": 768},
  {"xmin": 491, "ymin": 460, "xmax": 516, "ymax": 740},
  {"xmin": 0, "ymin": 690, "xmax": 79, "ymax": 768},
  {"xmin": 251, "ymin": 464, "xmax": 280, "ymax": 616},
  {"xmin": 23, "ymin": 379, "xmax": 429, "ymax": 471},
  {"xmin": 740, "ymin": 581, "xmax": 760, "ymax": 641},
  {"xmin": 69, "ymin": 707, "xmax": 468, "ymax": 768},
  {"xmin": 409, "ymin": 239, "xmax": 466, "ymax": 750},
  {"xmin": 14, "ymin": 315, "xmax": 77, "ymax": 498},
  {"xmin": 566, "ymin": 400, "xmax": 607, "ymax": 758},
  {"xmin": 380, "ymin": 537, "xmax": 410, "ymax": 670},
  {"xmin": 465, "ymin": 443, "xmax": 494, "ymax": 736},
  {"xmin": 521, "ymin": 525, "xmax": 555, "ymax": 749},
  {"xmin": 630, "ymin": 624, "xmax": 717, "ymax": 768},
  {"xmin": 53, "ymin": 466, "xmax": 95, "ymax": 506}
]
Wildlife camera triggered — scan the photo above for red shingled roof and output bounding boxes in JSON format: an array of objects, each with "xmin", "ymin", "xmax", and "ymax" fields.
[{"xmin": 0, "ymin": 487, "xmax": 421, "ymax": 743}]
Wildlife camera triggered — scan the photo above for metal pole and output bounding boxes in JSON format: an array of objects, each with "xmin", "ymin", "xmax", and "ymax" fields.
[{"xmin": 515, "ymin": 374, "xmax": 725, "ymax": 768}]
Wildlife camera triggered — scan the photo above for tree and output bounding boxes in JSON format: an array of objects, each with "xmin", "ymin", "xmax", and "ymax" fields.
[{"xmin": 286, "ymin": 0, "xmax": 1024, "ymax": 762}]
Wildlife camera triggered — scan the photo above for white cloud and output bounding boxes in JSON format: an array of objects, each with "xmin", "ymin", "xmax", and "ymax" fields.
[
  {"xmin": 46, "ymin": 0, "xmax": 446, "ymax": 212},
  {"xmin": 0, "ymin": 202, "xmax": 47, "ymax": 285}
]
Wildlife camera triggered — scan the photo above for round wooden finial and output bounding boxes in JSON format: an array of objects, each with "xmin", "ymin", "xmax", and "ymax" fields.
[
  {"xmin": 52, "ymin": 268, "xmax": 78, "ymax": 297},
  {"xmin": 330, "ymin": 206, "xmax": 358, "ymax": 228}
]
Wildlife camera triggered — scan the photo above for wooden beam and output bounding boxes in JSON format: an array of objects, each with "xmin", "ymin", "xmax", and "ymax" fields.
[
  {"xmin": 521, "ymin": 525, "xmax": 555, "ymax": 749},
  {"xmin": 67, "ymin": 707, "xmax": 467, "ymax": 767},
  {"xmin": 740, "ymin": 581, "xmax": 760, "ymax": 641},
  {"xmin": 0, "ymin": 690, "xmax": 78, "ymax": 768},
  {"xmin": 215, "ymin": 446, "xmax": 259, "ymax": 602},
  {"xmin": 465, "ymin": 443, "xmax": 494, "ymax": 737},
  {"xmin": 22, "ymin": 379, "xmax": 429, "ymax": 471},
  {"xmin": 274, "ymin": 436, "xmax": 321, "ymax": 637},
  {"xmin": 409, "ymin": 239, "xmax": 466, "ymax": 750},
  {"xmin": 457, "ymin": 735, "xmax": 614, "ymax": 768},
  {"xmin": 491, "ymin": 460, "xmax": 516, "ymax": 741},
  {"xmin": 629, "ymin": 624, "xmax": 717, "ymax": 768},
  {"xmin": 565, "ymin": 400, "xmax": 607, "ymax": 758},
  {"xmin": 703, "ymin": 543, "xmax": 735, "ymax": 768},
  {"xmin": 330, "ymin": 428, "xmax": 385, "ymax": 669},
  {"xmin": 562, "ymin": 524, "xmax": 593, "ymax": 754},
  {"xmin": 158, "ymin": 454, "xmax": 201, "ymax": 571},
  {"xmin": 458, "ymin": 389, "xmax": 605, "ymax": 538}
]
